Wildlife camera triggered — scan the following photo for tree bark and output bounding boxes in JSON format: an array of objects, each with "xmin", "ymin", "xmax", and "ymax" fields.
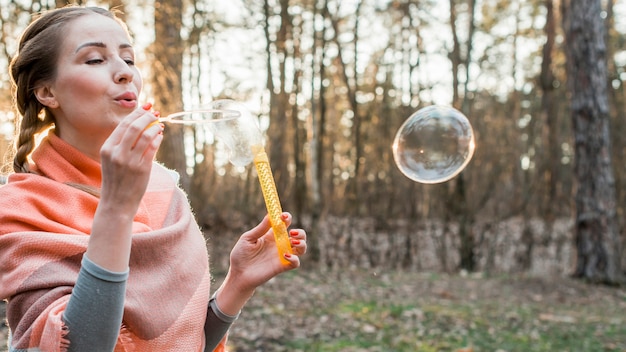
[
  {"xmin": 327, "ymin": 0, "xmax": 362, "ymax": 212},
  {"xmin": 448, "ymin": 0, "xmax": 477, "ymax": 272},
  {"xmin": 539, "ymin": 0, "xmax": 560, "ymax": 220},
  {"xmin": 563, "ymin": 0, "xmax": 623, "ymax": 284},
  {"xmin": 153, "ymin": 0, "xmax": 188, "ymax": 190}
]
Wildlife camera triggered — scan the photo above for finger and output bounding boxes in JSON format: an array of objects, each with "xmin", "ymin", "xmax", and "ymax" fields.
[
  {"xmin": 132, "ymin": 122, "xmax": 163, "ymax": 155},
  {"xmin": 139, "ymin": 132, "xmax": 163, "ymax": 163},
  {"xmin": 107, "ymin": 109, "xmax": 152, "ymax": 146},
  {"xmin": 288, "ymin": 229, "xmax": 306, "ymax": 256},
  {"xmin": 283, "ymin": 253, "xmax": 301, "ymax": 268},
  {"xmin": 129, "ymin": 115, "xmax": 160, "ymax": 149},
  {"xmin": 240, "ymin": 214, "xmax": 272, "ymax": 242},
  {"xmin": 280, "ymin": 212, "xmax": 292, "ymax": 227},
  {"xmin": 102, "ymin": 115, "xmax": 161, "ymax": 168},
  {"xmin": 290, "ymin": 240, "xmax": 306, "ymax": 256},
  {"xmin": 289, "ymin": 229, "xmax": 305, "ymax": 240}
]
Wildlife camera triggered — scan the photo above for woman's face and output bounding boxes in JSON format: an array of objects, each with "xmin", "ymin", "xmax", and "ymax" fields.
[{"xmin": 39, "ymin": 13, "xmax": 143, "ymax": 157}]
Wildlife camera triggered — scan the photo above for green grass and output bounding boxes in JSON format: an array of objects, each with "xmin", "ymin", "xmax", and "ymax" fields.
[
  {"xmin": 2, "ymin": 270, "xmax": 623, "ymax": 352},
  {"xmin": 226, "ymin": 270, "xmax": 626, "ymax": 352},
  {"xmin": 278, "ymin": 300, "xmax": 625, "ymax": 352}
]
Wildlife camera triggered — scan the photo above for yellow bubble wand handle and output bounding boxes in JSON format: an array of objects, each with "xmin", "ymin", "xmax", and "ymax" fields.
[{"xmin": 252, "ymin": 146, "xmax": 293, "ymax": 265}]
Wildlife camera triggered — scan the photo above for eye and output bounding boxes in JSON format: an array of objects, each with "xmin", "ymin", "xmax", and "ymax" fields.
[
  {"xmin": 124, "ymin": 58, "xmax": 135, "ymax": 66},
  {"xmin": 86, "ymin": 58, "xmax": 104, "ymax": 65}
]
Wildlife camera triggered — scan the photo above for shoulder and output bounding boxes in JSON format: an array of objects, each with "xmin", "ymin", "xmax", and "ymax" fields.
[
  {"xmin": 0, "ymin": 173, "xmax": 40, "ymax": 205},
  {"xmin": 0, "ymin": 171, "xmax": 86, "ymax": 215},
  {"xmin": 0, "ymin": 172, "xmax": 101, "ymax": 235},
  {"xmin": 0, "ymin": 173, "xmax": 51, "ymax": 234}
]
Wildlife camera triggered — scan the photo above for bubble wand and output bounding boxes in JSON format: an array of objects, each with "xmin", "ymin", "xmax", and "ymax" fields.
[
  {"xmin": 180, "ymin": 100, "xmax": 293, "ymax": 265},
  {"xmin": 251, "ymin": 145, "xmax": 293, "ymax": 265},
  {"xmin": 143, "ymin": 101, "xmax": 292, "ymax": 264},
  {"xmin": 142, "ymin": 103, "xmax": 240, "ymax": 127}
]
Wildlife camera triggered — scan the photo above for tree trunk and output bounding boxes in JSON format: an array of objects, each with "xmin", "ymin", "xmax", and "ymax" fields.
[
  {"xmin": 262, "ymin": 0, "xmax": 291, "ymax": 211},
  {"xmin": 291, "ymin": 17, "xmax": 307, "ymax": 221},
  {"xmin": 327, "ymin": 0, "xmax": 362, "ymax": 213},
  {"xmin": 539, "ymin": 0, "xmax": 560, "ymax": 220},
  {"xmin": 448, "ymin": 0, "xmax": 477, "ymax": 272},
  {"xmin": 153, "ymin": 1, "xmax": 188, "ymax": 190},
  {"xmin": 563, "ymin": 0, "xmax": 623, "ymax": 284}
]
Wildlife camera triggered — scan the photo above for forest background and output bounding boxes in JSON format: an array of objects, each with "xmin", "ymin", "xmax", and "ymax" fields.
[
  {"xmin": 2, "ymin": 1, "xmax": 626, "ymax": 351},
  {"xmin": 1, "ymin": 0, "xmax": 626, "ymax": 282}
]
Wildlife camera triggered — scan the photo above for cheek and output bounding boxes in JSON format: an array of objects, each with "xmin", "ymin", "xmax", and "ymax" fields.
[{"xmin": 56, "ymin": 71, "xmax": 106, "ymax": 101}]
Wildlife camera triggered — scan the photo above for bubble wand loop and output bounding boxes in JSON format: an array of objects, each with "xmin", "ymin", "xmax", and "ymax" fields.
[
  {"xmin": 252, "ymin": 145, "xmax": 293, "ymax": 265},
  {"xmin": 157, "ymin": 109, "xmax": 240, "ymax": 124},
  {"xmin": 150, "ymin": 99, "xmax": 295, "ymax": 265}
]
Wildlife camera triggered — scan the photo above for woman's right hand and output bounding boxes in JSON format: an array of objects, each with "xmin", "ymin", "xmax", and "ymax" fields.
[
  {"xmin": 98, "ymin": 108, "xmax": 163, "ymax": 211},
  {"xmin": 86, "ymin": 108, "xmax": 162, "ymax": 272}
]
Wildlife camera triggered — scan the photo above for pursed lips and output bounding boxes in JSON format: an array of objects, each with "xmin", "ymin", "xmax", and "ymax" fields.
[{"xmin": 115, "ymin": 92, "xmax": 137, "ymax": 108}]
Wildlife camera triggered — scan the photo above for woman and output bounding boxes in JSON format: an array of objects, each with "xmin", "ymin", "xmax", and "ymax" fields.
[{"xmin": 0, "ymin": 5, "xmax": 306, "ymax": 352}]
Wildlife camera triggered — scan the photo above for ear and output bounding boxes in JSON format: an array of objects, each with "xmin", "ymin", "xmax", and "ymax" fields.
[{"xmin": 34, "ymin": 85, "xmax": 59, "ymax": 109}]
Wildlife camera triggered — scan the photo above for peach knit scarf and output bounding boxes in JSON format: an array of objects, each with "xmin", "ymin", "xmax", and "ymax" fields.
[{"xmin": 0, "ymin": 132, "xmax": 224, "ymax": 351}]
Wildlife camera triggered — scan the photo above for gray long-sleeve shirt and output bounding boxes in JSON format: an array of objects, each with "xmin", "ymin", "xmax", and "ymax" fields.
[{"xmin": 61, "ymin": 256, "xmax": 236, "ymax": 352}]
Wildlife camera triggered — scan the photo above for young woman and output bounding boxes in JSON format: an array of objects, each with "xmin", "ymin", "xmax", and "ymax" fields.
[{"xmin": 0, "ymin": 6, "xmax": 306, "ymax": 352}]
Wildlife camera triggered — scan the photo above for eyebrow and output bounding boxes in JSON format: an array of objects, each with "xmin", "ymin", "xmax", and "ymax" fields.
[{"xmin": 75, "ymin": 42, "xmax": 133, "ymax": 53}]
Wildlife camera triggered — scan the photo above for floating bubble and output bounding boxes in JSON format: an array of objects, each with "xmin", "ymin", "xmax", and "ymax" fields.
[
  {"xmin": 157, "ymin": 101, "xmax": 263, "ymax": 167},
  {"xmin": 392, "ymin": 105, "xmax": 475, "ymax": 184},
  {"xmin": 205, "ymin": 99, "xmax": 265, "ymax": 167}
]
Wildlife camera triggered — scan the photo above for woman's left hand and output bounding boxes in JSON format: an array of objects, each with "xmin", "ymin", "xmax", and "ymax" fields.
[
  {"xmin": 230, "ymin": 212, "xmax": 306, "ymax": 287},
  {"xmin": 214, "ymin": 212, "xmax": 307, "ymax": 315}
]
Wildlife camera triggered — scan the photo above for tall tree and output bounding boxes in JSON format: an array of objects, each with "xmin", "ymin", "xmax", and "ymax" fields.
[
  {"xmin": 562, "ymin": 0, "xmax": 623, "ymax": 284},
  {"xmin": 305, "ymin": 0, "xmax": 331, "ymax": 262},
  {"xmin": 538, "ymin": 0, "xmax": 560, "ymax": 219},
  {"xmin": 448, "ymin": 0, "xmax": 477, "ymax": 271},
  {"xmin": 290, "ymin": 10, "xmax": 307, "ymax": 220},
  {"xmin": 327, "ymin": 0, "xmax": 363, "ymax": 211},
  {"xmin": 152, "ymin": 1, "xmax": 188, "ymax": 189},
  {"xmin": 262, "ymin": 0, "xmax": 293, "ymax": 210}
]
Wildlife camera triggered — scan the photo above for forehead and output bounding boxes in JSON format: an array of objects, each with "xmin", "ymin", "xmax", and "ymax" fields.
[{"xmin": 63, "ymin": 14, "xmax": 131, "ymax": 50}]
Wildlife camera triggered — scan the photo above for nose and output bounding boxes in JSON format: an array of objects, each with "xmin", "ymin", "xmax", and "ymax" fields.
[{"xmin": 114, "ymin": 60, "xmax": 134, "ymax": 84}]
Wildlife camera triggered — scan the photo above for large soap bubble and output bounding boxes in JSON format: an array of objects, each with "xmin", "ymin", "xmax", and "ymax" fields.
[{"xmin": 392, "ymin": 105, "xmax": 475, "ymax": 184}]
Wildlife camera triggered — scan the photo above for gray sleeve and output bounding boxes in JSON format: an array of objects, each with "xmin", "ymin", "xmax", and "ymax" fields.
[
  {"xmin": 203, "ymin": 296, "xmax": 239, "ymax": 352},
  {"xmin": 62, "ymin": 256, "xmax": 128, "ymax": 352}
]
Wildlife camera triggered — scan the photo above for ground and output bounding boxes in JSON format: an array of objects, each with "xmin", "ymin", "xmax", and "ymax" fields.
[
  {"xmin": 221, "ymin": 268, "xmax": 626, "ymax": 351},
  {"xmin": 2, "ymin": 268, "xmax": 625, "ymax": 351}
]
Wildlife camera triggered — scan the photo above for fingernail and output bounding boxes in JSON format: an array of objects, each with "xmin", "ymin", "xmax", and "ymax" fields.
[
  {"xmin": 142, "ymin": 102, "xmax": 152, "ymax": 110},
  {"xmin": 281, "ymin": 213, "xmax": 289, "ymax": 220},
  {"xmin": 284, "ymin": 253, "xmax": 292, "ymax": 259},
  {"xmin": 153, "ymin": 110, "xmax": 161, "ymax": 117},
  {"xmin": 289, "ymin": 230, "xmax": 298, "ymax": 237},
  {"xmin": 291, "ymin": 239, "xmax": 300, "ymax": 245}
]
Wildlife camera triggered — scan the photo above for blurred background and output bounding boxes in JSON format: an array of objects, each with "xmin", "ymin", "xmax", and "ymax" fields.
[
  {"xmin": 2, "ymin": 1, "xmax": 626, "ymax": 351},
  {"xmin": 1, "ymin": 0, "xmax": 626, "ymax": 278},
  {"xmin": 2, "ymin": 0, "xmax": 626, "ymax": 277}
]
